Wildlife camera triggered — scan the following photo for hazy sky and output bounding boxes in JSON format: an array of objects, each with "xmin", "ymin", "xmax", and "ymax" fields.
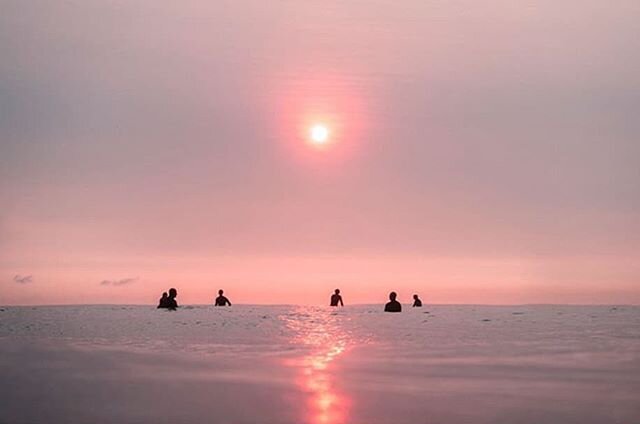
[{"xmin": 1, "ymin": 0, "xmax": 639, "ymax": 305}]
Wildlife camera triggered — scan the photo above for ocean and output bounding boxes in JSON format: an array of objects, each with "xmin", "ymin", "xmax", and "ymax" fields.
[{"xmin": 1, "ymin": 304, "xmax": 639, "ymax": 423}]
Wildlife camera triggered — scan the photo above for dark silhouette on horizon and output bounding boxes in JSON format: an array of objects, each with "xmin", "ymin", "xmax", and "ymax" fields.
[
  {"xmin": 166, "ymin": 288, "xmax": 178, "ymax": 310},
  {"xmin": 215, "ymin": 289, "xmax": 232, "ymax": 306},
  {"xmin": 412, "ymin": 294, "xmax": 422, "ymax": 307},
  {"xmin": 384, "ymin": 291, "xmax": 402, "ymax": 312},
  {"xmin": 157, "ymin": 292, "xmax": 168, "ymax": 309},
  {"xmin": 330, "ymin": 289, "xmax": 344, "ymax": 306}
]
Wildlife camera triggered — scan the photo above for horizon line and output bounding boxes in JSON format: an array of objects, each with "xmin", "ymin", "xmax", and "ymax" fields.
[{"xmin": 1, "ymin": 302, "xmax": 636, "ymax": 308}]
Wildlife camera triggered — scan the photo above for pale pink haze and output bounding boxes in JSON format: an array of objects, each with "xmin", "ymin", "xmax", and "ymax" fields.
[{"xmin": 1, "ymin": 0, "xmax": 639, "ymax": 305}]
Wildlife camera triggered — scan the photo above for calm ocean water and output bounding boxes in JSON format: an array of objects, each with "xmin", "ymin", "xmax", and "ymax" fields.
[{"xmin": 1, "ymin": 305, "xmax": 639, "ymax": 423}]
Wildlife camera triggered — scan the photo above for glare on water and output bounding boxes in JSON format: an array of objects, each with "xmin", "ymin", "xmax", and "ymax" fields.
[{"xmin": 281, "ymin": 307, "xmax": 350, "ymax": 424}]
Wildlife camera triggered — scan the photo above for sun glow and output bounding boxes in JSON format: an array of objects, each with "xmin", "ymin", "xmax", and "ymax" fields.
[
  {"xmin": 310, "ymin": 124, "xmax": 330, "ymax": 145},
  {"xmin": 272, "ymin": 72, "xmax": 368, "ymax": 163}
]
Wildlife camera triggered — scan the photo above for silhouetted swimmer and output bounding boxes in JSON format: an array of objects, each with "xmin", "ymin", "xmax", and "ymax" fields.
[
  {"xmin": 412, "ymin": 294, "xmax": 422, "ymax": 307},
  {"xmin": 157, "ymin": 292, "xmax": 168, "ymax": 309},
  {"xmin": 214, "ymin": 289, "xmax": 231, "ymax": 306},
  {"xmin": 167, "ymin": 288, "xmax": 178, "ymax": 310},
  {"xmin": 384, "ymin": 291, "xmax": 402, "ymax": 312},
  {"xmin": 330, "ymin": 289, "xmax": 344, "ymax": 306}
]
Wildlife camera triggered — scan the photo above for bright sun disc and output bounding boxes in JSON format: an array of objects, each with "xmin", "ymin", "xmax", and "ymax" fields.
[{"xmin": 310, "ymin": 124, "xmax": 329, "ymax": 144}]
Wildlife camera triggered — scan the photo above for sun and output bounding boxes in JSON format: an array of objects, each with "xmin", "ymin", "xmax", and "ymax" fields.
[{"xmin": 310, "ymin": 124, "xmax": 329, "ymax": 145}]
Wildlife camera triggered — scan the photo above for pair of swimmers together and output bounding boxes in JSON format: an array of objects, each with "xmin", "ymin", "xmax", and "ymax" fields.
[
  {"xmin": 157, "ymin": 288, "xmax": 231, "ymax": 310},
  {"xmin": 330, "ymin": 289, "xmax": 423, "ymax": 312}
]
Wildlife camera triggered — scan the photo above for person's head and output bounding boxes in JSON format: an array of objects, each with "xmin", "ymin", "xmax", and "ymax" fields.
[
  {"xmin": 413, "ymin": 294, "xmax": 419, "ymax": 300},
  {"xmin": 169, "ymin": 288, "xmax": 177, "ymax": 298},
  {"xmin": 218, "ymin": 289, "xmax": 224, "ymax": 296},
  {"xmin": 389, "ymin": 291, "xmax": 397, "ymax": 301},
  {"xmin": 334, "ymin": 289, "xmax": 340, "ymax": 295},
  {"xmin": 161, "ymin": 292, "xmax": 168, "ymax": 298}
]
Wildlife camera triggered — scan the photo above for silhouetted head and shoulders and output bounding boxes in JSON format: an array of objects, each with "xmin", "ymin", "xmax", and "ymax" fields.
[
  {"xmin": 330, "ymin": 289, "xmax": 344, "ymax": 306},
  {"xmin": 167, "ymin": 288, "xmax": 178, "ymax": 310},
  {"xmin": 412, "ymin": 294, "xmax": 422, "ymax": 307},
  {"xmin": 157, "ymin": 292, "xmax": 169, "ymax": 309},
  {"xmin": 215, "ymin": 289, "xmax": 231, "ymax": 306},
  {"xmin": 384, "ymin": 291, "xmax": 402, "ymax": 312}
]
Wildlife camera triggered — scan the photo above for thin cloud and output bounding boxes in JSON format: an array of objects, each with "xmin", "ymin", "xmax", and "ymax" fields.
[
  {"xmin": 99, "ymin": 277, "xmax": 138, "ymax": 287},
  {"xmin": 13, "ymin": 275, "xmax": 33, "ymax": 284}
]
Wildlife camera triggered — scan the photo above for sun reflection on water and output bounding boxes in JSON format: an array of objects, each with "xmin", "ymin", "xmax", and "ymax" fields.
[{"xmin": 282, "ymin": 307, "xmax": 350, "ymax": 424}]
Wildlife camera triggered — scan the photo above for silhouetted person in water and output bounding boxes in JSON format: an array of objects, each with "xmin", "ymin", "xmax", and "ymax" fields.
[
  {"xmin": 412, "ymin": 294, "xmax": 423, "ymax": 307},
  {"xmin": 167, "ymin": 288, "xmax": 178, "ymax": 310},
  {"xmin": 157, "ymin": 292, "xmax": 169, "ymax": 309},
  {"xmin": 330, "ymin": 289, "xmax": 344, "ymax": 306},
  {"xmin": 384, "ymin": 291, "xmax": 402, "ymax": 312},
  {"xmin": 215, "ymin": 289, "xmax": 231, "ymax": 306}
]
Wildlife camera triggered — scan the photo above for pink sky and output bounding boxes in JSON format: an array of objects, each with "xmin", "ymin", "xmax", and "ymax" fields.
[{"xmin": 1, "ymin": 0, "xmax": 639, "ymax": 305}]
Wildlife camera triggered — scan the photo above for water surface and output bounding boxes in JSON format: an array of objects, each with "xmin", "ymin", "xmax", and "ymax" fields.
[{"xmin": 1, "ymin": 305, "xmax": 639, "ymax": 423}]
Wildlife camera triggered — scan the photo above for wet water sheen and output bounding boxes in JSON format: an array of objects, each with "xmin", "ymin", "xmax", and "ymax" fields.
[{"xmin": 1, "ymin": 305, "xmax": 639, "ymax": 423}]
